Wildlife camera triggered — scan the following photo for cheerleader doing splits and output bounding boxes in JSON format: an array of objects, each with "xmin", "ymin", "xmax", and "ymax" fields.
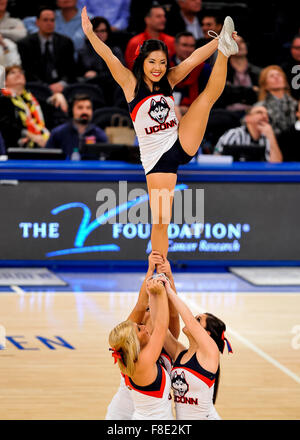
[{"xmin": 82, "ymin": 8, "xmax": 238, "ymax": 257}]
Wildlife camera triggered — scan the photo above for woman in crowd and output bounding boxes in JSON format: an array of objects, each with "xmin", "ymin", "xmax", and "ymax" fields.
[
  {"xmin": 0, "ymin": 65, "xmax": 50, "ymax": 148},
  {"xmin": 256, "ymin": 65, "xmax": 297, "ymax": 136},
  {"xmin": 0, "ymin": 64, "xmax": 68, "ymax": 149},
  {"xmin": 77, "ymin": 16, "xmax": 125, "ymax": 106}
]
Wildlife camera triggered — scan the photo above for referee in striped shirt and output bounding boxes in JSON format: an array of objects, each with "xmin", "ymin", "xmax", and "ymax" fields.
[{"xmin": 214, "ymin": 105, "xmax": 283, "ymax": 162}]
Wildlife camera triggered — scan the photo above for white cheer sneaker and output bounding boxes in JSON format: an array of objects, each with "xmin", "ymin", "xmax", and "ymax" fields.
[{"xmin": 208, "ymin": 16, "xmax": 239, "ymax": 57}]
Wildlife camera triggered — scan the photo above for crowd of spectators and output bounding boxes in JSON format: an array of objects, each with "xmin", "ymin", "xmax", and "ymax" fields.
[{"xmin": 0, "ymin": 0, "xmax": 299, "ymax": 163}]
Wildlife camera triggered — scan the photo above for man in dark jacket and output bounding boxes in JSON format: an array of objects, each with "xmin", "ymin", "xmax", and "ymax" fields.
[
  {"xmin": 17, "ymin": 6, "xmax": 76, "ymax": 94},
  {"xmin": 165, "ymin": 0, "xmax": 203, "ymax": 40},
  {"xmin": 46, "ymin": 94, "xmax": 108, "ymax": 159}
]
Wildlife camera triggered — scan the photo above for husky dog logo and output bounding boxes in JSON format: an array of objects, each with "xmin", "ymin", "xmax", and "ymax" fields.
[
  {"xmin": 148, "ymin": 97, "xmax": 170, "ymax": 124},
  {"xmin": 171, "ymin": 371, "xmax": 189, "ymax": 397}
]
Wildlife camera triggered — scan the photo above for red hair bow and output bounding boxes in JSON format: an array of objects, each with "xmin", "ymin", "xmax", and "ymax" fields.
[
  {"xmin": 221, "ymin": 331, "xmax": 233, "ymax": 354},
  {"xmin": 135, "ymin": 44, "xmax": 141, "ymax": 57},
  {"xmin": 109, "ymin": 347, "xmax": 122, "ymax": 364}
]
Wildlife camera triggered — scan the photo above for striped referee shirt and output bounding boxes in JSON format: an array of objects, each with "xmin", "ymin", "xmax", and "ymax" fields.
[{"xmin": 214, "ymin": 125, "xmax": 270, "ymax": 161}]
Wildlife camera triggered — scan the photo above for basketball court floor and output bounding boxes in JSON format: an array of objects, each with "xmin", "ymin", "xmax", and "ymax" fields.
[{"xmin": 0, "ymin": 270, "xmax": 300, "ymax": 420}]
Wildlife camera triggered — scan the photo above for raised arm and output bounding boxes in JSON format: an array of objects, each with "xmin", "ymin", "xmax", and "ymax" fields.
[
  {"xmin": 163, "ymin": 279, "xmax": 218, "ymax": 357},
  {"xmin": 81, "ymin": 7, "xmax": 136, "ymax": 99},
  {"xmin": 258, "ymin": 121, "xmax": 283, "ymax": 163},
  {"xmin": 163, "ymin": 329, "xmax": 186, "ymax": 363},
  {"xmin": 137, "ymin": 279, "xmax": 169, "ymax": 367},
  {"xmin": 127, "ymin": 251, "xmax": 164, "ymax": 324},
  {"xmin": 157, "ymin": 257, "xmax": 180, "ymax": 339},
  {"xmin": 167, "ymin": 39, "xmax": 218, "ymax": 88}
]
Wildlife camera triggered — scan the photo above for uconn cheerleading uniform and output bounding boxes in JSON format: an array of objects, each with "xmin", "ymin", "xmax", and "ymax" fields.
[
  {"xmin": 171, "ymin": 350, "xmax": 221, "ymax": 420},
  {"xmin": 159, "ymin": 347, "xmax": 172, "ymax": 374},
  {"xmin": 105, "ymin": 374, "xmax": 134, "ymax": 420},
  {"xmin": 124, "ymin": 360, "xmax": 174, "ymax": 420},
  {"xmin": 128, "ymin": 81, "xmax": 193, "ymax": 175},
  {"xmin": 105, "ymin": 349, "xmax": 173, "ymax": 420}
]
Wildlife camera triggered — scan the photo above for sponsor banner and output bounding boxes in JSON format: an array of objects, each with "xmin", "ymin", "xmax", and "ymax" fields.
[{"xmin": 0, "ymin": 181, "xmax": 299, "ymax": 261}]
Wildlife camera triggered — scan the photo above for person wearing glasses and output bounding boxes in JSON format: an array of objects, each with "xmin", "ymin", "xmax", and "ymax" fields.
[
  {"xmin": 77, "ymin": 16, "xmax": 125, "ymax": 105},
  {"xmin": 77, "ymin": 16, "xmax": 124, "ymax": 81}
]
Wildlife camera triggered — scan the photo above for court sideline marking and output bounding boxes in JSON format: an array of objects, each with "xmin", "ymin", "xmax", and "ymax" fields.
[
  {"xmin": 10, "ymin": 285, "xmax": 25, "ymax": 295},
  {"xmin": 4, "ymin": 288, "xmax": 300, "ymax": 385},
  {"xmin": 181, "ymin": 293, "xmax": 300, "ymax": 386}
]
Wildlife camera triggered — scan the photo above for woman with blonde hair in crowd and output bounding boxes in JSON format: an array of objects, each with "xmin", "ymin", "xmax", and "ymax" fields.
[{"xmin": 256, "ymin": 65, "xmax": 297, "ymax": 136}]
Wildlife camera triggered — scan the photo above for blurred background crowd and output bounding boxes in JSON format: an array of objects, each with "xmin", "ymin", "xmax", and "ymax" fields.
[{"xmin": 0, "ymin": 0, "xmax": 299, "ymax": 162}]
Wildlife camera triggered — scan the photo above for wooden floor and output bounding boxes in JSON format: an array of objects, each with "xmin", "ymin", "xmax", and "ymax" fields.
[{"xmin": 0, "ymin": 287, "xmax": 300, "ymax": 420}]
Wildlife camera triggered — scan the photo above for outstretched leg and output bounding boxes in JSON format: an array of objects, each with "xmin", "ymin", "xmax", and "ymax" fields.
[
  {"xmin": 178, "ymin": 50, "xmax": 228, "ymax": 156},
  {"xmin": 178, "ymin": 17, "xmax": 238, "ymax": 156},
  {"xmin": 146, "ymin": 172, "xmax": 177, "ymax": 258}
]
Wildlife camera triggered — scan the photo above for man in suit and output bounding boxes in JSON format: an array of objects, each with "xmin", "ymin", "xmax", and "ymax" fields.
[
  {"xmin": 165, "ymin": 0, "xmax": 203, "ymax": 40},
  {"xmin": 18, "ymin": 6, "xmax": 76, "ymax": 94}
]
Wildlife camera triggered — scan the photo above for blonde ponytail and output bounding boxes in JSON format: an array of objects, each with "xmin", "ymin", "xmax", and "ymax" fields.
[{"xmin": 109, "ymin": 320, "xmax": 140, "ymax": 377}]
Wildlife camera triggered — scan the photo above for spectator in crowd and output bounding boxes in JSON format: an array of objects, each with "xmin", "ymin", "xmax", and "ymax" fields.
[
  {"xmin": 214, "ymin": 105, "xmax": 283, "ymax": 163},
  {"xmin": 23, "ymin": 0, "xmax": 87, "ymax": 57},
  {"xmin": 0, "ymin": 65, "xmax": 50, "ymax": 148},
  {"xmin": 165, "ymin": 0, "xmax": 203, "ymax": 40},
  {"xmin": 278, "ymin": 99, "xmax": 300, "ymax": 161},
  {"xmin": 77, "ymin": 16, "xmax": 125, "ymax": 107},
  {"xmin": 55, "ymin": 0, "xmax": 86, "ymax": 55},
  {"xmin": 128, "ymin": 0, "xmax": 177, "ymax": 34},
  {"xmin": 18, "ymin": 7, "xmax": 76, "ymax": 94},
  {"xmin": 125, "ymin": 5, "xmax": 175, "ymax": 70},
  {"xmin": 0, "ymin": 0, "xmax": 27, "ymax": 42},
  {"xmin": 256, "ymin": 65, "xmax": 297, "ymax": 136},
  {"xmin": 170, "ymin": 31, "xmax": 211, "ymax": 117},
  {"xmin": 77, "ymin": 0, "xmax": 131, "ymax": 31},
  {"xmin": 46, "ymin": 94, "xmax": 108, "ymax": 159},
  {"xmin": 200, "ymin": 13, "xmax": 222, "ymax": 40},
  {"xmin": 77, "ymin": 16, "xmax": 125, "ymax": 103},
  {"xmin": 0, "ymin": 31, "xmax": 21, "ymax": 66},
  {"xmin": 196, "ymin": 12, "xmax": 223, "ymax": 66},
  {"xmin": 281, "ymin": 34, "xmax": 300, "ymax": 101},
  {"xmin": 0, "ymin": 130, "xmax": 6, "ymax": 154},
  {"xmin": 220, "ymin": 35, "xmax": 261, "ymax": 115}
]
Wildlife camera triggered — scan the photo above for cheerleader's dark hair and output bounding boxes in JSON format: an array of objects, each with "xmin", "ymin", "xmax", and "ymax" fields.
[
  {"xmin": 204, "ymin": 313, "xmax": 233, "ymax": 404},
  {"xmin": 132, "ymin": 39, "xmax": 172, "ymax": 97}
]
